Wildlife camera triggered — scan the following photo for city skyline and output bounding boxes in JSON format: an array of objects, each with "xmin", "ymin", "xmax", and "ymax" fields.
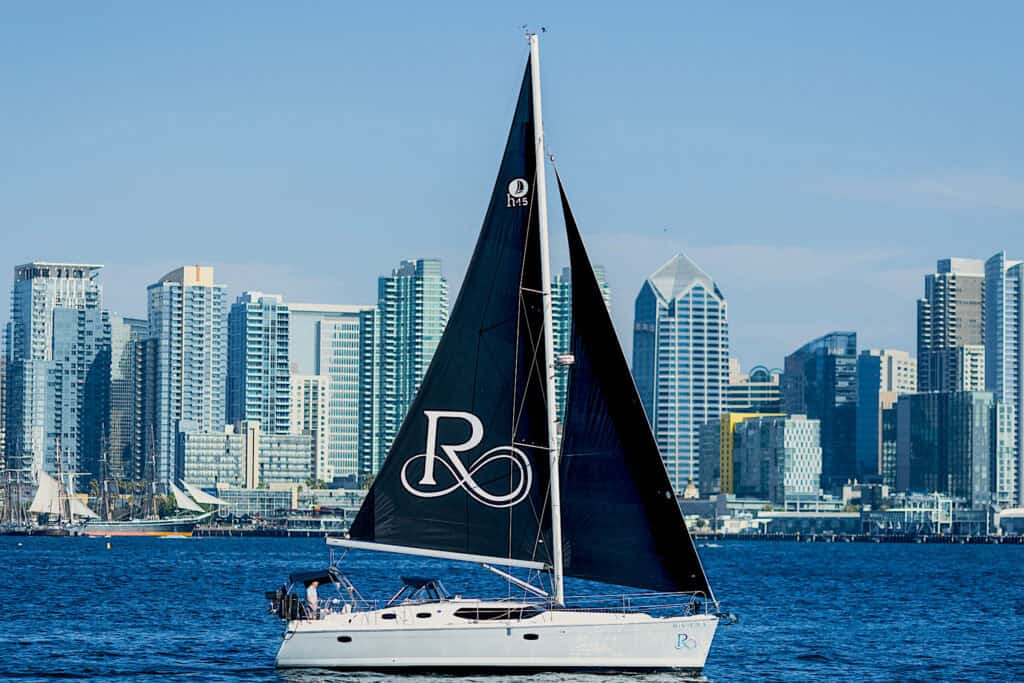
[{"xmin": 3, "ymin": 5, "xmax": 1022, "ymax": 366}]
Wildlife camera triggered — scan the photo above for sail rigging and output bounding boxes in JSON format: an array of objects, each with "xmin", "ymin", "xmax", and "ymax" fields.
[
  {"xmin": 28, "ymin": 472, "xmax": 63, "ymax": 516},
  {"xmin": 346, "ymin": 58, "xmax": 553, "ymax": 568},
  {"xmin": 28, "ymin": 471, "xmax": 99, "ymax": 520},
  {"xmin": 556, "ymin": 175, "xmax": 714, "ymax": 599}
]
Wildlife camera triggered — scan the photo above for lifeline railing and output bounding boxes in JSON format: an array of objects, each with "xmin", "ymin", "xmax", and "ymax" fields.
[{"xmin": 301, "ymin": 590, "xmax": 712, "ymax": 621}]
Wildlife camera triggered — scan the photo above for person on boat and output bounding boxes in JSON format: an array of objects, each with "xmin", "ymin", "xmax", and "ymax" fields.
[{"xmin": 305, "ymin": 580, "xmax": 319, "ymax": 618}]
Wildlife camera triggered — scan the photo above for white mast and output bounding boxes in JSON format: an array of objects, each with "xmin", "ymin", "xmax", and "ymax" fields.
[{"xmin": 529, "ymin": 32, "xmax": 564, "ymax": 606}]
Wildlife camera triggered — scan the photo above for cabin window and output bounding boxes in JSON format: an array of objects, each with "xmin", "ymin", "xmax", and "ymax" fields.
[
  {"xmin": 337, "ymin": 636, "xmax": 352, "ymax": 643},
  {"xmin": 523, "ymin": 633, "xmax": 539, "ymax": 641},
  {"xmin": 453, "ymin": 607, "xmax": 543, "ymax": 621},
  {"xmin": 416, "ymin": 612, "xmax": 432, "ymax": 619},
  {"xmin": 381, "ymin": 613, "xmax": 397, "ymax": 620}
]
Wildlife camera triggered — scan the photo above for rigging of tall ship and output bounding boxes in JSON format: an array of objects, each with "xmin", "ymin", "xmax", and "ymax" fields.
[{"xmin": 267, "ymin": 33, "xmax": 731, "ymax": 672}]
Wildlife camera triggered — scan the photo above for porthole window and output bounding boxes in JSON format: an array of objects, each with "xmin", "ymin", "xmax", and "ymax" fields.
[
  {"xmin": 381, "ymin": 613, "xmax": 397, "ymax": 620},
  {"xmin": 416, "ymin": 612, "xmax": 432, "ymax": 619},
  {"xmin": 523, "ymin": 633, "xmax": 539, "ymax": 641},
  {"xmin": 337, "ymin": 636, "xmax": 352, "ymax": 643}
]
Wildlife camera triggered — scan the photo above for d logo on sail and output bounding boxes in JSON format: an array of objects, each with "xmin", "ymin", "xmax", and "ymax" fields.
[{"xmin": 400, "ymin": 410, "xmax": 533, "ymax": 508}]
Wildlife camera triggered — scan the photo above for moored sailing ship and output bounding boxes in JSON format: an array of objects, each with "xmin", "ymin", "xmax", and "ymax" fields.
[
  {"xmin": 79, "ymin": 481, "xmax": 222, "ymax": 537},
  {"xmin": 269, "ymin": 33, "xmax": 726, "ymax": 672}
]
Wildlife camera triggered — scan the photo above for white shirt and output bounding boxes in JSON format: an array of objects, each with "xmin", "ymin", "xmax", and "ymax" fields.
[{"xmin": 305, "ymin": 584, "xmax": 318, "ymax": 608}]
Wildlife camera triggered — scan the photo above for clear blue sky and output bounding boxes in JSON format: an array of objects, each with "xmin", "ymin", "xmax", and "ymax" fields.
[{"xmin": 2, "ymin": 3, "xmax": 1021, "ymax": 366}]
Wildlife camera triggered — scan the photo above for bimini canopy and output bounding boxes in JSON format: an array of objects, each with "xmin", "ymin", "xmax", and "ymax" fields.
[{"xmin": 288, "ymin": 568, "xmax": 342, "ymax": 587}]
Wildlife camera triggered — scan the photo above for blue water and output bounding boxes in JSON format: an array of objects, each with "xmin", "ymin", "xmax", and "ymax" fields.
[{"xmin": 1, "ymin": 537, "xmax": 1022, "ymax": 682}]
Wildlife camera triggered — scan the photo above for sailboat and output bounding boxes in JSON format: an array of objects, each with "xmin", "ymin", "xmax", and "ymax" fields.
[
  {"xmin": 29, "ymin": 470, "xmax": 100, "ymax": 535},
  {"xmin": 271, "ymin": 34, "xmax": 723, "ymax": 671},
  {"xmin": 79, "ymin": 481, "xmax": 215, "ymax": 537}
]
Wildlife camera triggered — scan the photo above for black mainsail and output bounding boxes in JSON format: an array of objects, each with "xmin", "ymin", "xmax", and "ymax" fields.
[
  {"xmin": 347, "ymin": 62, "xmax": 553, "ymax": 567},
  {"xmin": 556, "ymin": 176, "xmax": 714, "ymax": 599}
]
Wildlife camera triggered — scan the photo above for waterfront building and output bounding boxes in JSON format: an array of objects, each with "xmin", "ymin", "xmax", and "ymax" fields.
[
  {"xmin": 726, "ymin": 359, "xmax": 781, "ymax": 413},
  {"xmin": 756, "ymin": 510, "xmax": 861, "ymax": 535},
  {"xmin": 985, "ymin": 252, "xmax": 1024, "ymax": 507},
  {"xmin": 917, "ymin": 258, "xmax": 985, "ymax": 393},
  {"xmin": 290, "ymin": 374, "xmax": 329, "ymax": 482},
  {"xmin": 178, "ymin": 423, "xmax": 249, "ymax": 489},
  {"xmin": 108, "ymin": 315, "xmax": 148, "ymax": 479},
  {"xmin": 732, "ymin": 414, "xmax": 822, "ymax": 506},
  {"xmin": 781, "ymin": 331, "xmax": 857, "ymax": 488},
  {"xmin": 552, "ymin": 265, "xmax": 610, "ymax": 421},
  {"xmin": 289, "ymin": 303, "xmax": 380, "ymax": 481},
  {"xmin": 146, "ymin": 266, "xmax": 228, "ymax": 483},
  {"xmin": 4, "ymin": 262, "xmax": 110, "ymax": 478},
  {"xmin": 178, "ymin": 420, "xmax": 311, "ymax": 489},
  {"xmin": 227, "ymin": 292, "xmax": 291, "ymax": 434},
  {"xmin": 999, "ymin": 508, "xmax": 1024, "ymax": 534},
  {"xmin": 377, "ymin": 258, "xmax": 448, "ymax": 454},
  {"xmin": 258, "ymin": 432, "xmax": 313, "ymax": 485},
  {"xmin": 855, "ymin": 349, "xmax": 916, "ymax": 481},
  {"xmin": 213, "ymin": 483, "xmax": 296, "ymax": 518},
  {"xmin": 633, "ymin": 253, "xmax": 729, "ymax": 492},
  {"xmin": 895, "ymin": 391, "xmax": 993, "ymax": 509}
]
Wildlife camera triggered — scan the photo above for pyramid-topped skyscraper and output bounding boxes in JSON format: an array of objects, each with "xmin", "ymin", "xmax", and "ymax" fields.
[{"xmin": 633, "ymin": 253, "xmax": 729, "ymax": 494}]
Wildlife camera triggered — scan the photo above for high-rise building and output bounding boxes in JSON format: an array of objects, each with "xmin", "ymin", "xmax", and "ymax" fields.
[
  {"xmin": 880, "ymin": 405, "xmax": 899, "ymax": 488},
  {"xmin": 855, "ymin": 349, "xmax": 916, "ymax": 481},
  {"xmin": 4, "ymin": 262, "xmax": 110, "ymax": 479},
  {"xmin": 697, "ymin": 420, "xmax": 721, "ymax": 496},
  {"xmin": 227, "ymin": 292, "xmax": 291, "ymax": 435},
  {"xmin": 726, "ymin": 359, "xmax": 782, "ymax": 413},
  {"xmin": 377, "ymin": 258, "xmax": 448, "ymax": 453},
  {"xmin": 781, "ymin": 331, "xmax": 857, "ymax": 488},
  {"xmin": 985, "ymin": 252, "xmax": 1024, "ymax": 506},
  {"xmin": 552, "ymin": 265, "xmax": 610, "ymax": 421},
  {"xmin": 146, "ymin": 266, "xmax": 228, "ymax": 483},
  {"xmin": 290, "ymin": 373, "xmax": 329, "ymax": 482},
  {"xmin": 289, "ymin": 303, "xmax": 379, "ymax": 481},
  {"xmin": 917, "ymin": 258, "xmax": 985, "ymax": 393},
  {"xmin": 895, "ymin": 391, "xmax": 993, "ymax": 509},
  {"xmin": 633, "ymin": 253, "xmax": 729, "ymax": 492},
  {"xmin": 993, "ymin": 403, "xmax": 1018, "ymax": 509},
  {"xmin": 732, "ymin": 414, "xmax": 822, "ymax": 506},
  {"xmin": 108, "ymin": 314, "xmax": 148, "ymax": 480},
  {"xmin": 702, "ymin": 411, "xmax": 785, "ymax": 495}
]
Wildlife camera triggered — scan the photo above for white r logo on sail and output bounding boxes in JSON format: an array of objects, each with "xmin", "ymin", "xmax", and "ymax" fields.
[{"xmin": 400, "ymin": 410, "xmax": 533, "ymax": 508}]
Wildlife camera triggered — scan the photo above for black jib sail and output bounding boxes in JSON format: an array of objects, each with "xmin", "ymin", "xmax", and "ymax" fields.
[
  {"xmin": 347, "ymin": 63, "xmax": 552, "ymax": 567},
  {"xmin": 556, "ymin": 175, "xmax": 714, "ymax": 598}
]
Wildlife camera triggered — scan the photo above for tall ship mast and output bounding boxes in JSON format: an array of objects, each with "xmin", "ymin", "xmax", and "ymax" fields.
[{"xmin": 269, "ymin": 33, "xmax": 724, "ymax": 672}]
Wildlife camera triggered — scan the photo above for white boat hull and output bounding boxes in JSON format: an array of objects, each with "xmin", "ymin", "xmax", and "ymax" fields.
[{"xmin": 276, "ymin": 601, "xmax": 718, "ymax": 670}]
